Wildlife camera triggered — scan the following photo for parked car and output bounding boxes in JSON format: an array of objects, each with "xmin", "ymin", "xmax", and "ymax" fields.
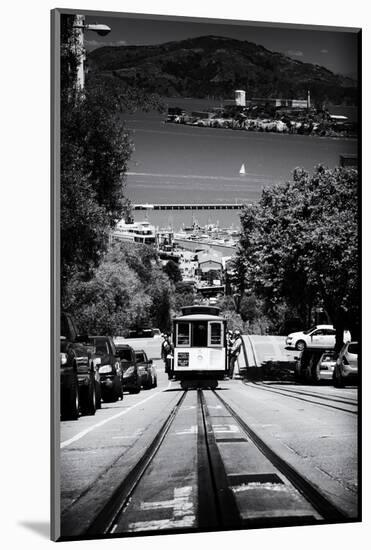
[
  {"xmin": 114, "ymin": 343, "xmax": 142, "ymax": 394},
  {"xmin": 286, "ymin": 324, "xmax": 335, "ymax": 351},
  {"xmin": 135, "ymin": 349, "xmax": 157, "ymax": 389},
  {"xmin": 295, "ymin": 347, "xmax": 335, "ymax": 383},
  {"xmin": 88, "ymin": 336, "xmax": 123, "ymax": 402},
  {"xmin": 128, "ymin": 327, "xmax": 161, "ymax": 339},
  {"xmin": 60, "ymin": 312, "xmax": 97, "ymax": 420},
  {"xmin": 333, "ymin": 342, "xmax": 359, "ymax": 387},
  {"xmin": 84, "ymin": 339, "xmax": 102, "ymax": 409},
  {"xmin": 313, "ymin": 350, "xmax": 338, "ymax": 382}
]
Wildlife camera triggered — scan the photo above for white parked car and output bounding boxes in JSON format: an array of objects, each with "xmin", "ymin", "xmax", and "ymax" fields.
[{"xmin": 286, "ymin": 324, "xmax": 335, "ymax": 351}]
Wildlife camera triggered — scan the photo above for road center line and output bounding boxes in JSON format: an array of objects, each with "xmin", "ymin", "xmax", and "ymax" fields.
[{"xmin": 61, "ymin": 381, "xmax": 172, "ymax": 449}]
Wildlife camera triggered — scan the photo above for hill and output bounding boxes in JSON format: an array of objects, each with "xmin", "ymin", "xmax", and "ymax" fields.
[{"xmin": 87, "ymin": 35, "xmax": 357, "ymax": 105}]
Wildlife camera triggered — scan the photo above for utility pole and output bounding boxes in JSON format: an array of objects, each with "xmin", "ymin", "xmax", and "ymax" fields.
[{"xmin": 72, "ymin": 15, "xmax": 111, "ymax": 90}]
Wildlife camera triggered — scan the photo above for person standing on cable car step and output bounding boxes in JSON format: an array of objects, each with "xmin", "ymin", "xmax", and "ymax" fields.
[
  {"xmin": 229, "ymin": 330, "xmax": 242, "ymax": 378},
  {"xmin": 162, "ymin": 334, "xmax": 174, "ymax": 379},
  {"xmin": 161, "ymin": 333, "xmax": 169, "ymax": 366},
  {"xmin": 226, "ymin": 330, "xmax": 234, "ymax": 378}
]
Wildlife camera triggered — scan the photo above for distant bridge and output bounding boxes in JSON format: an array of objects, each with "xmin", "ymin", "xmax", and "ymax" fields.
[{"xmin": 133, "ymin": 203, "xmax": 247, "ymax": 211}]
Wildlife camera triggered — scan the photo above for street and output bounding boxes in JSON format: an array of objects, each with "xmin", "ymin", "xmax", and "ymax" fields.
[{"xmin": 59, "ymin": 344, "xmax": 358, "ymax": 540}]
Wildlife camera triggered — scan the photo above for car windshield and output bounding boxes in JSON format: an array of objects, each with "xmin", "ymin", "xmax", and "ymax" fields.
[
  {"xmin": 348, "ymin": 343, "xmax": 358, "ymax": 355},
  {"xmin": 322, "ymin": 352, "xmax": 336, "ymax": 361},
  {"xmin": 117, "ymin": 348, "xmax": 132, "ymax": 361},
  {"xmin": 303, "ymin": 325, "xmax": 318, "ymax": 335},
  {"xmin": 91, "ymin": 339, "xmax": 109, "ymax": 355}
]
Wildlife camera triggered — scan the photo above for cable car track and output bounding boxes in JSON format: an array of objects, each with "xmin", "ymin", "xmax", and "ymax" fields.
[
  {"xmin": 80, "ymin": 385, "xmax": 349, "ymax": 538},
  {"xmin": 244, "ymin": 381, "xmax": 357, "ymax": 414},
  {"xmin": 250, "ymin": 381, "xmax": 357, "ymax": 406},
  {"xmin": 84, "ymin": 390, "xmax": 188, "ymax": 536},
  {"xmin": 211, "ymin": 389, "xmax": 348, "ymax": 524}
]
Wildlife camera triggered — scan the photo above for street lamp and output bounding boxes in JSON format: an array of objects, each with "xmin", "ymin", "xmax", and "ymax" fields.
[
  {"xmin": 72, "ymin": 15, "xmax": 111, "ymax": 89},
  {"xmin": 73, "ymin": 22, "xmax": 111, "ymax": 36}
]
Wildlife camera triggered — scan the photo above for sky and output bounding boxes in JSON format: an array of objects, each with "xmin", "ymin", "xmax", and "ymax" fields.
[{"xmin": 84, "ymin": 13, "xmax": 359, "ymax": 78}]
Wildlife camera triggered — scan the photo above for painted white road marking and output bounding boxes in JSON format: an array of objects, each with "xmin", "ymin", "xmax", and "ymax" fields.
[
  {"xmin": 207, "ymin": 405, "xmax": 223, "ymax": 409},
  {"xmin": 61, "ymin": 382, "xmax": 172, "ymax": 448},
  {"xmin": 140, "ymin": 486, "xmax": 193, "ymax": 513},
  {"xmin": 213, "ymin": 424, "xmax": 240, "ymax": 433},
  {"xmin": 175, "ymin": 425, "xmax": 198, "ymax": 435},
  {"xmin": 112, "ymin": 429, "xmax": 143, "ymax": 440},
  {"xmin": 128, "ymin": 486, "xmax": 195, "ymax": 531},
  {"xmin": 127, "ymin": 516, "xmax": 196, "ymax": 531}
]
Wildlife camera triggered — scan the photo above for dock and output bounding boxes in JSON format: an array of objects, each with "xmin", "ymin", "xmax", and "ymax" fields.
[{"xmin": 133, "ymin": 203, "xmax": 247, "ymax": 211}]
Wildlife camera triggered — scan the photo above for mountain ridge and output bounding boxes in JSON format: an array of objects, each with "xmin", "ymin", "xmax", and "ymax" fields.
[{"xmin": 87, "ymin": 35, "xmax": 357, "ymax": 105}]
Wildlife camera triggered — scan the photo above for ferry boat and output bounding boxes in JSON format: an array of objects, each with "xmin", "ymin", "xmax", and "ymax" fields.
[{"xmin": 112, "ymin": 219, "xmax": 156, "ymax": 245}]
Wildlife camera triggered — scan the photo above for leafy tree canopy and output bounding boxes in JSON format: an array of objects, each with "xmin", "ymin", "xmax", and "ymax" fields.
[
  {"xmin": 60, "ymin": 14, "xmax": 163, "ymax": 297},
  {"xmin": 237, "ymin": 165, "xmax": 359, "ymax": 344},
  {"xmin": 163, "ymin": 260, "xmax": 182, "ymax": 283},
  {"xmin": 63, "ymin": 243, "xmax": 173, "ymax": 334}
]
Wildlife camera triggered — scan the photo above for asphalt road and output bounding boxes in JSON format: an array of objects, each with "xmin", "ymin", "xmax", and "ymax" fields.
[{"xmin": 59, "ymin": 345, "xmax": 358, "ymax": 539}]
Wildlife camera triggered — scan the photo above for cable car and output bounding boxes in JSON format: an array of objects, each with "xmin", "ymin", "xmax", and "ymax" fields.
[{"xmin": 171, "ymin": 305, "xmax": 228, "ymax": 386}]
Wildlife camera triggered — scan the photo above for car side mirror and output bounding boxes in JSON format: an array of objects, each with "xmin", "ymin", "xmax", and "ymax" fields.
[{"xmin": 149, "ymin": 359, "xmax": 153, "ymax": 364}]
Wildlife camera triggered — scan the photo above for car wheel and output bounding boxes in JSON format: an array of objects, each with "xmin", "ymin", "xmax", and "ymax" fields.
[
  {"xmin": 103, "ymin": 390, "xmax": 117, "ymax": 403},
  {"xmin": 333, "ymin": 367, "xmax": 344, "ymax": 388},
  {"xmin": 311, "ymin": 361, "xmax": 321, "ymax": 383},
  {"xmin": 295, "ymin": 340, "xmax": 306, "ymax": 351},
  {"xmin": 80, "ymin": 380, "xmax": 96, "ymax": 416},
  {"xmin": 61, "ymin": 374, "xmax": 79, "ymax": 421},
  {"xmin": 95, "ymin": 381, "xmax": 102, "ymax": 409},
  {"xmin": 154, "ymin": 376, "xmax": 157, "ymax": 388}
]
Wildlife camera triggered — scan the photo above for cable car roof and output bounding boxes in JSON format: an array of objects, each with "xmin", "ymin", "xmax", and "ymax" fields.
[
  {"xmin": 180, "ymin": 305, "xmax": 221, "ymax": 316},
  {"xmin": 173, "ymin": 314, "xmax": 224, "ymax": 322}
]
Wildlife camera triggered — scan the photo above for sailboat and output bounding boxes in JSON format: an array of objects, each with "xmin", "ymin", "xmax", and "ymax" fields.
[{"xmin": 239, "ymin": 163, "xmax": 246, "ymax": 176}]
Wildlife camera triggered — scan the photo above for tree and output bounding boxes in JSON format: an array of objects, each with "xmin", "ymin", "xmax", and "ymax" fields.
[
  {"xmin": 63, "ymin": 243, "xmax": 174, "ymax": 334},
  {"xmin": 60, "ymin": 14, "xmax": 163, "ymax": 299},
  {"xmin": 163, "ymin": 260, "xmax": 182, "ymax": 283},
  {"xmin": 173, "ymin": 282, "xmax": 196, "ymax": 313},
  {"xmin": 238, "ymin": 165, "xmax": 359, "ymax": 347}
]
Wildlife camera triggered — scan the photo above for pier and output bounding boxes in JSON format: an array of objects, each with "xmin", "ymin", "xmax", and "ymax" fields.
[{"xmin": 133, "ymin": 203, "xmax": 246, "ymax": 211}]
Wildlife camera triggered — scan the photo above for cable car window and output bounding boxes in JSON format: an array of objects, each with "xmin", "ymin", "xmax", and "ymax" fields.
[
  {"xmin": 177, "ymin": 322, "xmax": 190, "ymax": 346},
  {"xmin": 209, "ymin": 322, "xmax": 222, "ymax": 346},
  {"xmin": 192, "ymin": 322, "xmax": 208, "ymax": 347}
]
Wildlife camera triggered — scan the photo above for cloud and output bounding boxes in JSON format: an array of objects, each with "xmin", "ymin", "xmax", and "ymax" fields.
[
  {"xmin": 320, "ymin": 49, "xmax": 329, "ymax": 54},
  {"xmin": 286, "ymin": 49, "xmax": 304, "ymax": 57},
  {"xmin": 85, "ymin": 39, "xmax": 127, "ymax": 50}
]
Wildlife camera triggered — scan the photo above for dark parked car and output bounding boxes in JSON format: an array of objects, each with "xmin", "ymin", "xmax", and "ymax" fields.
[
  {"xmin": 135, "ymin": 349, "xmax": 157, "ymax": 389},
  {"xmin": 60, "ymin": 312, "xmax": 97, "ymax": 420},
  {"xmin": 114, "ymin": 343, "xmax": 141, "ymax": 394},
  {"xmin": 88, "ymin": 336, "xmax": 123, "ymax": 402}
]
